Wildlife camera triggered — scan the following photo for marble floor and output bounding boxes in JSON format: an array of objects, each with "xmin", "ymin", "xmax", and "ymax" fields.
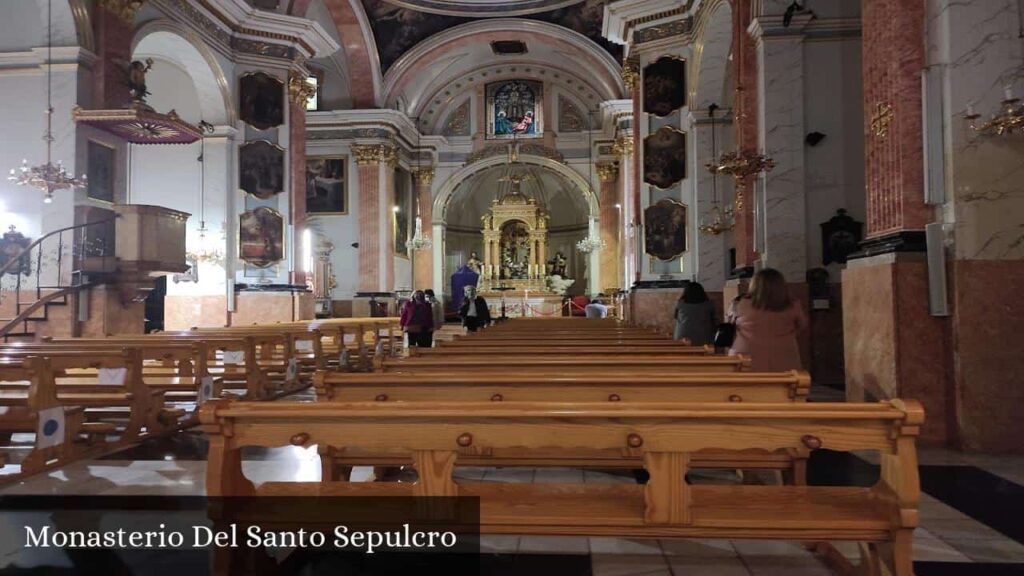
[{"xmin": 2, "ymin": 426, "xmax": 1022, "ymax": 575}]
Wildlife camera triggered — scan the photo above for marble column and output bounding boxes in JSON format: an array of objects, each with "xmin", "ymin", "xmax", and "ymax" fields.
[
  {"xmin": 92, "ymin": 1, "xmax": 135, "ymax": 109},
  {"xmin": 842, "ymin": 0, "xmax": 951, "ymax": 445},
  {"xmin": 689, "ymin": 109, "xmax": 731, "ymax": 291},
  {"xmin": 288, "ymin": 73, "xmax": 314, "ymax": 287},
  {"xmin": 352, "ymin": 144, "xmax": 396, "ymax": 293},
  {"xmin": 412, "ymin": 168, "xmax": 434, "ymax": 291},
  {"xmin": 731, "ymin": 0, "xmax": 760, "ymax": 271},
  {"xmin": 597, "ymin": 162, "xmax": 621, "ymax": 292},
  {"xmin": 750, "ymin": 15, "xmax": 808, "ymax": 283},
  {"xmin": 614, "ymin": 133, "xmax": 636, "ymax": 288}
]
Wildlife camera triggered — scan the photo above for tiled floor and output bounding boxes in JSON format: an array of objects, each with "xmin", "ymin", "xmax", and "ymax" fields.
[{"xmin": 2, "ymin": 393, "xmax": 1024, "ymax": 575}]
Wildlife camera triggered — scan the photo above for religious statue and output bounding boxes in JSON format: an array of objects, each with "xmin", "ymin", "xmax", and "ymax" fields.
[
  {"xmin": 466, "ymin": 251, "xmax": 483, "ymax": 274},
  {"xmin": 548, "ymin": 251, "xmax": 567, "ymax": 277},
  {"xmin": 122, "ymin": 58, "xmax": 155, "ymax": 108}
]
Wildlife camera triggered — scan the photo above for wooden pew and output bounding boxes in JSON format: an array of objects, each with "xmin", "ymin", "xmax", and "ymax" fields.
[
  {"xmin": 409, "ymin": 345, "xmax": 714, "ymax": 357},
  {"xmin": 200, "ymin": 399, "xmax": 924, "ymax": 576},
  {"xmin": 375, "ymin": 355, "xmax": 751, "ymax": 373}
]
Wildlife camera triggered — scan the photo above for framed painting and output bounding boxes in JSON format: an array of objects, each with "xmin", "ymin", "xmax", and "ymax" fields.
[
  {"xmin": 86, "ymin": 140, "xmax": 115, "ymax": 203},
  {"xmin": 239, "ymin": 207, "xmax": 284, "ymax": 268},
  {"xmin": 644, "ymin": 197, "xmax": 688, "ymax": 261},
  {"xmin": 643, "ymin": 126, "xmax": 687, "ymax": 189},
  {"xmin": 486, "ymin": 80, "xmax": 543, "ymax": 139},
  {"xmin": 239, "ymin": 140, "xmax": 285, "ymax": 199},
  {"xmin": 239, "ymin": 72, "xmax": 284, "ymax": 130},
  {"xmin": 643, "ymin": 56, "xmax": 687, "ymax": 117},
  {"xmin": 0, "ymin": 226, "xmax": 31, "ymax": 277},
  {"xmin": 305, "ymin": 157, "xmax": 346, "ymax": 214}
]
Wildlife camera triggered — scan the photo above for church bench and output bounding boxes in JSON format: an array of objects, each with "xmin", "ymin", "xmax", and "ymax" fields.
[
  {"xmin": 437, "ymin": 337, "xmax": 697, "ymax": 347},
  {"xmin": 314, "ymin": 369, "xmax": 811, "ymax": 480},
  {"xmin": 374, "ymin": 354, "xmax": 751, "ymax": 373},
  {"xmin": 199, "ymin": 399, "xmax": 923, "ymax": 576},
  {"xmin": 409, "ymin": 345, "xmax": 714, "ymax": 357}
]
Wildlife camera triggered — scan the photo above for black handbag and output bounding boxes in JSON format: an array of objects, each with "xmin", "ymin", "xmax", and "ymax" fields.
[{"xmin": 712, "ymin": 321, "xmax": 736, "ymax": 348}]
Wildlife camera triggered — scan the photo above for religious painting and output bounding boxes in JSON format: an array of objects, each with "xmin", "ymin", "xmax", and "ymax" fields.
[
  {"xmin": 486, "ymin": 80, "xmax": 543, "ymax": 139},
  {"xmin": 643, "ymin": 56, "xmax": 687, "ymax": 117},
  {"xmin": 821, "ymin": 209, "xmax": 864, "ymax": 265},
  {"xmin": 644, "ymin": 198, "xmax": 688, "ymax": 261},
  {"xmin": 394, "ymin": 172, "xmax": 411, "ymax": 258},
  {"xmin": 0, "ymin": 226, "xmax": 31, "ymax": 277},
  {"xmin": 643, "ymin": 126, "xmax": 687, "ymax": 189},
  {"xmin": 305, "ymin": 157, "xmax": 346, "ymax": 214},
  {"xmin": 239, "ymin": 140, "xmax": 285, "ymax": 199},
  {"xmin": 239, "ymin": 72, "xmax": 284, "ymax": 130},
  {"xmin": 86, "ymin": 140, "xmax": 115, "ymax": 203},
  {"xmin": 239, "ymin": 207, "xmax": 284, "ymax": 268}
]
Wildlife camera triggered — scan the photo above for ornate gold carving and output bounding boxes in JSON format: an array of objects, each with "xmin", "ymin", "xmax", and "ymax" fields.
[
  {"xmin": 465, "ymin": 143, "xmax": 564, "ymax": 165},
  {"xmin": 613, "ymin": 134, "xmax": 635, "ymax": 157},
  {"xmin": 871, "ymin": 102, "xmax": 894, "ymax": 138},
  {"xmin": 413, "ymin": 168, "xmax": 435, "ymax": 186},
  {"xmin": 596, "ymin": 162, "xmax": 620, "ymax": 183},
  {"xmin": 621, "ymin": 57, "xmax": 640, "ymax": 93},
  {"xmin": 352, "ymin": 144, "xmax": 397, "ymax": 166},
  {"xmin": 288, "ymin": 72, "xmax": 317, "ymax": 105},
  {"xmin": 634, "ymin": 18, "xmax": 694, "ymax": 44},
  {"xmin": 559, "ymin": 95, "xmax": 585, "ymax": 132},
  {"xmin": 98, "ymin": 0, "xmax": 144, "ymax": 22},
  {"xmin": 443, "ymin": 100, "xmax": 471, "ymax": 137}
]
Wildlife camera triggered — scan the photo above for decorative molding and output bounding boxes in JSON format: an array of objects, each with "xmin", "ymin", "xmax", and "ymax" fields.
[
  {"xmin": 288, "ymin": 71, "xmax": 317, "ymax": 105},
  {"xmin": 97, "ymin": 0, "xmax": 145, "ymax": 22},
  {"xmin": 748, "ymin": 14, "xmax": 815, "ymax": 40},
  {"xmin": 352, "ymin": 144, "xmax": 398, "ymax": 166},
  {"xmin": 634, "ymin": 18, "xmax": 694, "ymax": 45},
  {"xmin": 307, "ymin": 128, "xmax": 392, "ymax": 141},
  {"xmin": 596, "ymin": 162, "xmax": 620, "ymax": 183},
  {"xmin": 465, "ymin": 143, "xmax": 564, "ymax": 166},
  {"xmin": 621, "ymin": 57, "xmax": 641, "ymax": 92}
]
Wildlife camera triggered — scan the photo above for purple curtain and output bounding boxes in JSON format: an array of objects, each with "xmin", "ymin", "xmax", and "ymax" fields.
[{"xmin": 450, "ymin": 265, "xmax": 479, "ymax": 311}]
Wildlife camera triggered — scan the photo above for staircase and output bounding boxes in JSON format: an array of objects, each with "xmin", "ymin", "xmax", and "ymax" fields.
[{"xmin": 0, "ymin": 217, "xmax": 116, "ymax": 342}]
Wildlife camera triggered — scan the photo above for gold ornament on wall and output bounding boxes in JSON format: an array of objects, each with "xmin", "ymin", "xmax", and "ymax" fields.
[
  {"xmin": 352, "ymin": 144, "xmax": 398, "ymax": 166},
  {"xmin": 621, "ymin": 57, "xmax": 640, "ymax": 93},
  {"xmin": 288, "ymin": 72, "xmax": 318, "ymax": 105},
  {"xmin": 596, "ymin": 162, "xmax": 619, "ymax": 183},
  {"xmin": 98, "ymin": 0, "xmax": 144, "ymax": 22}
]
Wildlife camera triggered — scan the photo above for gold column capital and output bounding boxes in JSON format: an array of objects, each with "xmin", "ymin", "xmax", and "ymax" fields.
[
  {"xmin": 352, "ymin": 144, "xmax": 398, "ymax": 166},
  {"xmin": 612, "ymin": 134, "xmax": 635, "ymax": 157},
  {"xmin": 98, "ymin": 0, "xmax": 144, "ymax": 22},
  {"xmin": 596, "ymin": 162, "xmax": 620, "ymax": 183},
  {"xmin": 288, "ymin": 71, "xmax": 317, "ymax": 105},
  {"xmin": 413, "ymin": 168, "xmax": 435, "ymax": 186},
  {"xmin": 621, "ymin": 57, "xmax": 640, "ymax": 92}
]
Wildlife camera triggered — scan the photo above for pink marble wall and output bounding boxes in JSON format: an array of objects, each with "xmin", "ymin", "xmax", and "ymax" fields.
[
  {"xmin": 843, "ymin": 257, "xmax": 953, "ymax": 445},
  {"xmin": 731, "ymin": 0, "xmax": 759, "ymax": 268},
  {"xmin": 598, "ymin": 174, "xmax": 620, "ymax": 292},
  {"xmin": 952, "ymin": 260, "xmax": 1024, "ymax": 452},
  {"xmin": 229, "ymin": 292, "xmax": 314, "ymax": 326},
  {"xmin": 79, "ymin": 285, "xmax": 146, "ymax": 337},
  {"xmin": 290, "ymin": 99, "xmax": 308, "ymax": 287},
  {"xmin": 164, "ymin": 295, "xmax": 229, "ymax": 330},
  {"xmin": 357, "ymin": 162, "xmax": 380, "ymax": 292}
]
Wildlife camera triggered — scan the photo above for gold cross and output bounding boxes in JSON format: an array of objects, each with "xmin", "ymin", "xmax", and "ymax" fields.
[{"xmin": 871, "ymin": 102, "xmax": 894, "ymax": 138}]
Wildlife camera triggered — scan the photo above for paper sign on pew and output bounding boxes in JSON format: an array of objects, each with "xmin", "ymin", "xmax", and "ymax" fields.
[
  {"xmin": 97, "ymin": 367, "xmax": 128, "ymax": 386},
  {"xmin": 222, "ymin": 351, "xmax": 245, "ymax": 365},
  {"xmin": 36, "ymin": 406, "xmax": 65, "ymax": 448},
  {"xmin": 286, "ymin": 358, "xmax": 299, "ymax": 382},
  {"xmin": 198, "ymin": 376, "xmax": 215, "ymax": 405},
  {"xmin": 295, "ymin": 340, "xmax": 314, "ymax": 353}
]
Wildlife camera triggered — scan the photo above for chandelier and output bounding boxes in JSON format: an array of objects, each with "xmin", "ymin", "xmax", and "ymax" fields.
[
  {"xmin": 966, "ymin": 87, "xmax": 1023, "ymax": 136},
  {"xmin": 7, "ymin": 0, "xmax": 86, "ymax": 203},
  {"xmin": 406, "ymin": 210, "xmax": 433, "ymax": 251},
  {"xmin": 713, "ymin": 149, "xmax": 776, "ymax": 181},
  {"xmin": 576, "ymin": 235, "xmax": 606, "ymax": 254},
  {"xmin": 699, "ymin": 104, "xmax": 736, "ymax": 236}
]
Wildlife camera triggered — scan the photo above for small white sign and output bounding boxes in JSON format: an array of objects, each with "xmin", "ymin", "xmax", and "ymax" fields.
[
  {"xmin": 198, "ymin": 376, "xmax": 215, "ymax": 404},
  {"xmin": 36, "ymin": 406, "xmax": 65, "ymax": 448},
  {"xmin": 97, "ymin": 367, "xmax": 127, "ymax": 385},
  {"xmin": 222, "ymin": 350, "xmax": 245, "ymax": 365},
  {"xmin": 286, "ymin": 358, "xmax": 299, "ymax": 381},
  {"xmin": 295, "ymin": 340, "xmax": 314, "ymax": 352},
  {"xmin": 339, "ymin": 349, "xmax": 350, "ymax": 367}
]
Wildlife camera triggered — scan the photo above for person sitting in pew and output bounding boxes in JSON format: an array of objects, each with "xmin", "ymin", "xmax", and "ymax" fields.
[
  {"xmin": 673, "ymin": 282, "xmax": 717, "ymax": 345},
  {"xmin": 400, "ymin": 290, "xmax": 434, "ymax": 348},
  {"xmin": 459, "ymin": 286, "xmax": 491, "ymax": 332},
  {"xmin": 728, "ymin": 268, "xmax": 807, "ymax": 372},
  {"xmin": 584, "ymin": 298, "xmax": 608, "ymax": 319}
]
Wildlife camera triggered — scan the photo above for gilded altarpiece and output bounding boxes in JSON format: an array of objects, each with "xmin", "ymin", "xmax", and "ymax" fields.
[{"xmin": 479, "ymin": 191, "xmax": 552, "ymax": 293}]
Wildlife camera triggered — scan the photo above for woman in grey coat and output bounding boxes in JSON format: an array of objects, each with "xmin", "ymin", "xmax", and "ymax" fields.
[{"xmin": 673, "ymin": 282, "xmax": 718, "ymax": 345}]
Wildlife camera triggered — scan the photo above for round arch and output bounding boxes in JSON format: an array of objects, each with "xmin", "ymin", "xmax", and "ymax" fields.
[
  {"xmin": 131, "ymin": 21, "xmax": 234, "ymax": 125},
  {"xmin": 432, "ymin": 154, "xmax": 599, "ymax": 225},
  {"xmin": 430, "ymin": 154, "xmax": 601, "ymax": 296}
]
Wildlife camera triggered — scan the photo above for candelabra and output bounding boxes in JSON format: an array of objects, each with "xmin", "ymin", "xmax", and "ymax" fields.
[
  {"xmin": 405, "ymin": 217, "xmax": 433, "ymax": 251},
  {"xmin": 966, "ymin": 87, "xmax": 1024, "ymax": 136},
  {"xmin": 713, "ymin": 150, "xmax": 776, "ymax": 181},
  {"xmin": 576, "ymin": 235, "xmax": 606, "ymax": 254}
]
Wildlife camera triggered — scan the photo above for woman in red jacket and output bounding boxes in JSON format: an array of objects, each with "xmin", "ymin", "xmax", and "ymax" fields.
[{"xmin": 400, "ymin": 290, "xmax": 435, "ymax": 347}]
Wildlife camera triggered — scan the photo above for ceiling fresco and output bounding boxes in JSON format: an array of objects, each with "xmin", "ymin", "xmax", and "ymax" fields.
[{"xmin": 362, "ymin": 0, "xmax": 622, "ymax": 72}]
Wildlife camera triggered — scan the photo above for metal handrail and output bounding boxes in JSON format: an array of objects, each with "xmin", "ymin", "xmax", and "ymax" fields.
[{"xmin": 0, "ymin": 215, "xmax": 118, "ymax": 278}]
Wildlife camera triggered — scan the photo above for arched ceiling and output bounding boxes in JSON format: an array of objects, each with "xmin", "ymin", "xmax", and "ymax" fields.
[
  {"xmin": 382, "ymin": 0, "xmax": 586, "ymax": 17},
  {"xmin": 385, "ymin": 19, "xmax": 624, "ymax": 118},
  {"xmin": 446, "ymin": 164, "xmax": 590, "ymax": 228}
]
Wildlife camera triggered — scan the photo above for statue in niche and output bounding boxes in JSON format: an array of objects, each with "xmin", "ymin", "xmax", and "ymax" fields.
[
  {"xmin": 466, "ymin": 251, "xmax": 483, "ymax": 274},
  {"xmin": 114, "ymin": 57, "xmax": 154, "ymax": 109},
  {"xmin": 547, "ymin": 251, "xmax": 567, "ymax": 277},
  {"xmin": 500, "ymin": 221, "xmax": 531, "ymax": 280}
]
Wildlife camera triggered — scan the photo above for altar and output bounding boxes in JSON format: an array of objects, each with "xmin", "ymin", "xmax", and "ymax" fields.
[{"xmin": 477, "ymin": 180, "xmax": 558, "ymax": 295}]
